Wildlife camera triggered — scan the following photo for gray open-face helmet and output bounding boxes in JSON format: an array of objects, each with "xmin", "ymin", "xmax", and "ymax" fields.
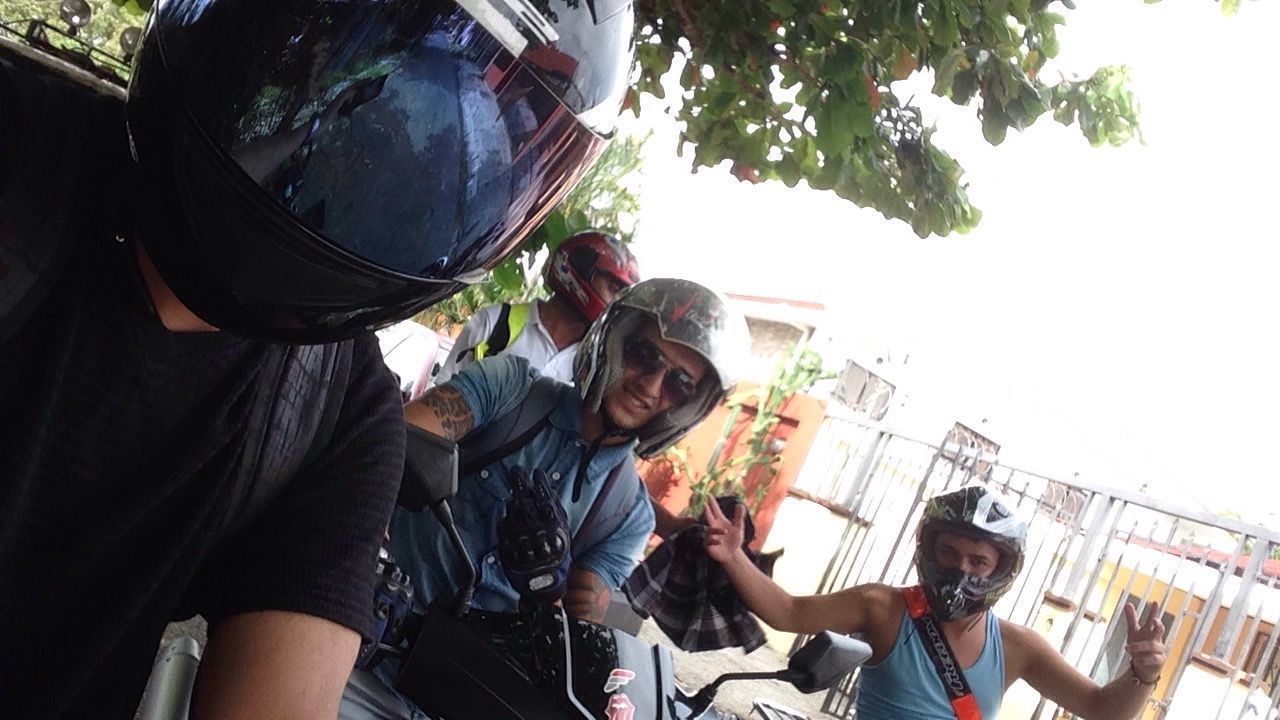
[
  {"xmin": 574, "ymin": 278, "xmax": 748, "ymax": 457},
  {"xmin": 914, "ymin": 485, "xmax": 1028, "ymax": 620}
]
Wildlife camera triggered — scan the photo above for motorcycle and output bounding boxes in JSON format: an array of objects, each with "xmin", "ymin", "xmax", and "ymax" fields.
[{"xmin": 139, "ymin": 428, "xmax": 870, "ymax": 720}]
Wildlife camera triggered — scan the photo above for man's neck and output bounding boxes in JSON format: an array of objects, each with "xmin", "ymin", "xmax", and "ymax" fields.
[
  {"xmin": 579, "ymin": 407, "xmax": 631, "ymax": 447},
  {"xmin": 135, "ymin": 244, "xmax": 219, "ymax": 333},
  {"xmin": 939, "ymin": 610, "xmax": 988, "ymax": 641},
  {"xmin": 537, "ymin": 296, "xmax": 587, "ymax": 350}
]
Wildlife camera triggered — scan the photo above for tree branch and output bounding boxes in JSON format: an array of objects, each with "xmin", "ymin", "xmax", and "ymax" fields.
[{"xmin": 670, "ymin": 0, "xmax": 706, "ymax": 49}]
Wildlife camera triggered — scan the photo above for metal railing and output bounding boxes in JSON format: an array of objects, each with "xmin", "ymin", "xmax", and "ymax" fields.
[
  {"xmin": 0, "ymin": 19, "xmax": 131, "ymax": 85},
  {"xmin": 785, "ymin": 413, "xmax": 1280, "ymax": 720}
]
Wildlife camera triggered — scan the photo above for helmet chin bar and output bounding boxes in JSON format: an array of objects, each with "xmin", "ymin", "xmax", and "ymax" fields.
[
  {"xmin": 920, "ymin": 562, "xmax": 1010, "ymax": 621},
  {"xmin": 923, "ymin": 569, "xmax": 983, "ymax": 621}
]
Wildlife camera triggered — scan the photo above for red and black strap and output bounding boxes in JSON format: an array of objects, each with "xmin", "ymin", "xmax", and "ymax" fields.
[{"xmin": 901, "ymin": 585, "xmax": 983, "ymax": 720}]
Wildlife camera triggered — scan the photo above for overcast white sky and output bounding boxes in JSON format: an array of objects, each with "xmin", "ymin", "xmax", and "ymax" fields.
[{"xmin": 625, "ymin": 0, "xmax": 1280, "ymax": 522}]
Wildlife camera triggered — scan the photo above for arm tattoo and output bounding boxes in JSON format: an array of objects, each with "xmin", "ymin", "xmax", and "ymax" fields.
[
  {"xmin": 421, "ymin": 386, "xmax": 474, "ymax": 440},
  {"xmin": 566, "ymin": 571, "xmax": 612, "ymax": 623}
]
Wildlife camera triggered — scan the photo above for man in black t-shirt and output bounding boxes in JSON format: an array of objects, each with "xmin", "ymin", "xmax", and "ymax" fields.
[{"xmin": 0, "ymin": 0, "xmax": 634, "ymax": 716}]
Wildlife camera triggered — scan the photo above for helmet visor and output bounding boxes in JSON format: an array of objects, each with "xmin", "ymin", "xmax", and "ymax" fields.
[{"xmin": 148, "ymin": 0, "xmax": 627, "ymax": 281}]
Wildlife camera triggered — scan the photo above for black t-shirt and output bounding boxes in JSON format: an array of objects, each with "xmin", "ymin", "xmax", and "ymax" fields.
[
  {"xmin": 0, "ymin": 234, "xmax": 404, "ymax": 712},
  {"xmin": 0, "ymin": 239, "xmax": 405, "ymax": 716}
]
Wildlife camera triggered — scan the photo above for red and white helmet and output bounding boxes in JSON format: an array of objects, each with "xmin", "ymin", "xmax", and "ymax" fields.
[{"xmin": 545, "ymin": 232, "xmax": 640, "ymax": 323}]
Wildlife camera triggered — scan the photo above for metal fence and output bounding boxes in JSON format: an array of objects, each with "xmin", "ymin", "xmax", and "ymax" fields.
[{"xmin": 785, "ymin": 410, "xmax": 1280, "ymax": 720}]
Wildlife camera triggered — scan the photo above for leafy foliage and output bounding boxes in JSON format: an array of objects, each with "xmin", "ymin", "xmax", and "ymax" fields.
[
  {"xmin": 6, "ymin": 1, "xmax": 1240, "ymax": 241},
  {"xmin": 630, "ymin": 0, "xmax": 1212, "ymax": 237}
]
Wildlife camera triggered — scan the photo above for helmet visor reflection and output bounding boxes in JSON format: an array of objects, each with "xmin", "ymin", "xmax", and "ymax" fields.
[{"xmin": 154, "ymin": 0, "xmax": 607, "ymax": 281}]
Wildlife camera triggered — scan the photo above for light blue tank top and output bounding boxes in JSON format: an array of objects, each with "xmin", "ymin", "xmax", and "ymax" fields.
[{"xmin": 855, "ymin": 608, "xmax": 1005, "ymax": 720}]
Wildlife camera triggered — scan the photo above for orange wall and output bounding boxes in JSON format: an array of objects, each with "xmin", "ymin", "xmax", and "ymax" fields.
[{"xmin": 641, "ymin": 382, "xmax": 827, "ymax": 550}]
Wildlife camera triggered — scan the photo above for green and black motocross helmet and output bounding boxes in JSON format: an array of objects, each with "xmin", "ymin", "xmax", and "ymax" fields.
[
  {"xmin": 914, "ymin": 485, "xmax": 1027, "ymax": 620},
  {"xmin": 125, "ymin": 0, "xmax": 634, "ymax": 341}
]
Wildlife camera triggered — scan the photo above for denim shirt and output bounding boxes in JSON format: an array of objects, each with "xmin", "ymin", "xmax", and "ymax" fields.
[{"xmin": 387, "ymin": 354, "xmax": 655, "ymax": 615}]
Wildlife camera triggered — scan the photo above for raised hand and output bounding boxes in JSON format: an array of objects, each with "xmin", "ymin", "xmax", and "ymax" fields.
[
  {"xmin": 702, "ymin": 499, "xmax": 747, "ymax": 565},
  {"xmin": 1125, "ymin": 602, "xmax": 1166, "ymax": 685}
]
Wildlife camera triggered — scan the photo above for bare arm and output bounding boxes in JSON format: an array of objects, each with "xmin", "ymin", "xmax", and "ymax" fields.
[
  {"xmin": 564, "ymin": 568, "xmax": 613, "ymax": 623},
  {"xmin": 191, "ymin": 611, "xmax": 359, "ymax": 720},
  {"xmin": 1012, "ymin": 603, "xmax": 1165, "ymax": 720},
  {"xmin": 702, "ymin": 501, "xmax": 886, "ymax": 638},
  {"xmin": 405, "ymin": 385, "xmax": 474, "ymax": 440},
  {"xmin": 651, "ymin": 498, "xmax": 696, "ymax": 540}
]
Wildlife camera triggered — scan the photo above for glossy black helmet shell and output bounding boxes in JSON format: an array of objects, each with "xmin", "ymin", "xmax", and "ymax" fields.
[{"xmin": 126, "ymin": 0, "xmax": 633, "ymax": 341}]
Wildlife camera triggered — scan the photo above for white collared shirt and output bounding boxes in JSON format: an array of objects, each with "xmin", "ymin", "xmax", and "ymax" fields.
[{"xmin": 434, "ymin": 302, "xmax": 579, "ymax": 385}]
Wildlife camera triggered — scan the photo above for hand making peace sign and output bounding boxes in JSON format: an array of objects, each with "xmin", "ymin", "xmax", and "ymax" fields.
[
  {"xmin": 702, "ymin": 498, "xmax": 747, "ymax": 565},
  {"xmin": 1125, "ymin": 601, "xmax": 1167, "ymax": 686}
]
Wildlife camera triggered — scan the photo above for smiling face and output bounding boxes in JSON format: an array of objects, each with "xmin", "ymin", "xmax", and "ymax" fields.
[
  {"xmin": 934, "ymin": 532, "xmax": 1001, "ymax": 579},
  {"xmin": 601, "ymin": 320, "xmax": 710, "ymax": 430}
]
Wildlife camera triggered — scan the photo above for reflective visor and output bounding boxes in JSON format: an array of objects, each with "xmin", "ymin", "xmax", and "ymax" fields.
[{"xmin": 150, "ymin": 0, "xmax": 624, "ymax": 281}]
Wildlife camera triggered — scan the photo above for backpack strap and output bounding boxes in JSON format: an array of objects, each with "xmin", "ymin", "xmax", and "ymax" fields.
[
  {"xmin": 473, "ymin": 302, "xmax": 529, "ymax": 361},
  {"xmin": 570, "ymin": 456, "xmax": 642, "ymax": 558},
  {"xmin": 901, "ymin": 585, "xmax": 983, "ymax": 720},
  {"xmin": 458, "ymin": 374, "xmax": 566, "ymax": 476}
]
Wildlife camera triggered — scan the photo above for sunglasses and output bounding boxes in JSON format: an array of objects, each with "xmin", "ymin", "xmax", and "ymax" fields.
[{"xmin": 622, "ymin": 337, "xmax": 699, "ymax": 407}]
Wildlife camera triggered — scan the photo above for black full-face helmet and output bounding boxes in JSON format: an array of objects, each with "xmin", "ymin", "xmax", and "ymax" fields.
[
  {"xmin": 125, "ymin": 0, "xmax": 634, "ymax": 341},
  {"xmin": 914, "ymin": 485, "xmax": 1027, "ymax": 621}
]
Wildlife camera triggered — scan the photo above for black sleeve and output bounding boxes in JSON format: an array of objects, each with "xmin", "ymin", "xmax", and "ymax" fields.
[{"xmin": 196, "ymin": 333, "xmax": 405, "ymax": 639}]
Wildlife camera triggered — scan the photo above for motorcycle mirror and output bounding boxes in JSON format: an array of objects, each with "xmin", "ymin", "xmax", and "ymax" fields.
[
  {"xmin": 783, "ymin": 631, "xmax": 873, "ymax": 694},
  {"xmin": 398, "ymin": 424, "xmax": 459, "ymax": 511},
  {"xmin": 687, "ymin": 632, "xmax": 871, "ymax": 715}
]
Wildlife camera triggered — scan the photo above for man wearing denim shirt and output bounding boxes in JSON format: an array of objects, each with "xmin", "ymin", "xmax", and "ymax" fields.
[
  {"xmin": 393, "ymin": 352, "xmax": 658, "ymax": 614},
  {"xmin": 341, "ymin": 278, "xmax": 749, "ymax": 720}
]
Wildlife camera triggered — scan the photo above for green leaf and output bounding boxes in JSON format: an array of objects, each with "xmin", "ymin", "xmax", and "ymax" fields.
[
  {"xmin": 680, "ymin": 60, "xmax": 700, "ymax": 90},
  {"xmin": 933, "ymin": 5, "xmax": 961, "ymax": 45},
  {"xmin": 951, "ymin": 67, "xmax": 979, "ymax": 104},
  {"xmin": 933, "ymin": 48, "xmax": 970, "ymax": 96},
  {"xmin": 767, "ymin": 0, "xmax": 795, "ymax": 17},
  {"xmin": 810, "ymin": 13, "xmax": 847, "ymax": 38},
  {"xmin": 490, "ymin": 261, "xmax": 523, "ymax": 293},
  {"xmin": 981, "ymin": 106, "xmax": 1009, "ymax": 145},
  {"xmin": 814, "ymin": 102, "xmax": 853, "ymax": 157},
  {"xmin": 847, "ymin": 100, "xmax": 876, "ymax": 139},
  {"xmin": 777, "ymin": 154, "xmax": 803, "ymax": 187}
]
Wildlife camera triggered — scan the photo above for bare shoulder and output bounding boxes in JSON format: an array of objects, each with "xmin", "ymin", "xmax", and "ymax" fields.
[
  {"xmin": 998, "ymin": 618, "xmax": 1058, "ymax": 681},
  {"xmin": 999, "ymin": 619, "xmax": 1054, "ymax": 650},
  {"xmin": 838, "ymin": 584, "xmax": 905, "ymax": 664},
  {"xmin": 855, "ymin": 583, "xmax": 906, "ymax": 619}
]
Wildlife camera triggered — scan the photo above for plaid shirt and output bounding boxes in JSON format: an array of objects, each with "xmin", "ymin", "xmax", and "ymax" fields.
[{"xmin": 624, "ymin": 497, "xmax": 767, "ymax": 653}]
